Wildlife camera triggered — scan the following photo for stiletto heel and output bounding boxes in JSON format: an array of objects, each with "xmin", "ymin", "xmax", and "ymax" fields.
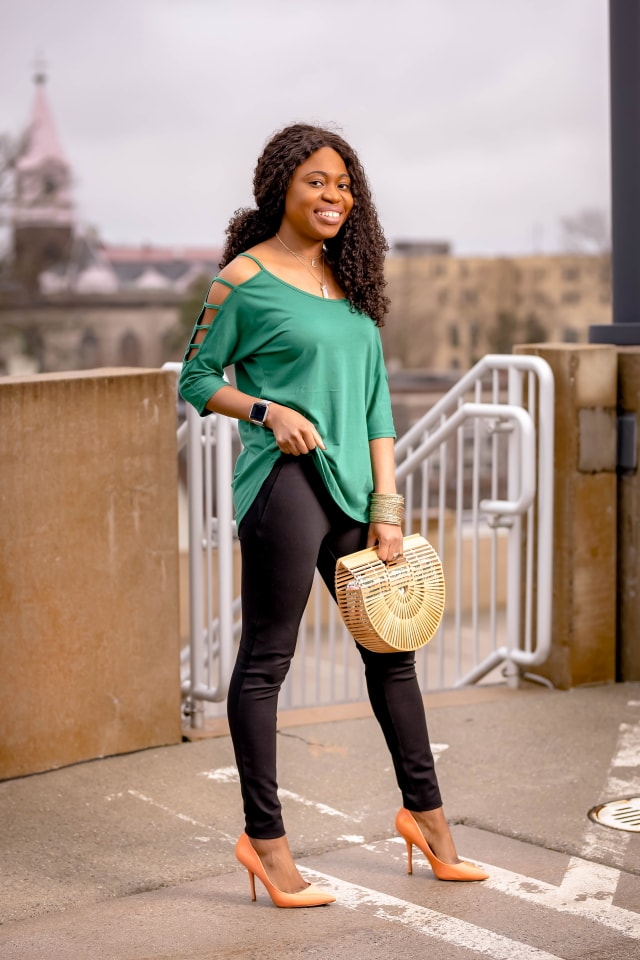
[
  {"xmin": 403, "ymin": 837, "xmax": 413, "ymax": 875},
  {"xmin": 235, "ymin": 833, "xmax": 336, "ymax": 907},
  {"xmin": 395, "ymin": 808, "xmax": 489, "ymax": 882}
]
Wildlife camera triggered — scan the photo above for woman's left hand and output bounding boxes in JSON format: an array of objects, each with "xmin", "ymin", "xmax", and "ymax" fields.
[{"xmin": 367, "ymin": 522, "xmax": 404, "ymax": 564}]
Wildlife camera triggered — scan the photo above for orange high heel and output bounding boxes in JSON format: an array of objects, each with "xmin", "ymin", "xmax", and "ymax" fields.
[
  {"xmin": 235, "ymin": 833, "xmax": 336, "ymax": 907},
  {"xmin": 395, "ymin": 808, "xmax": 489, "ymax": 882}
]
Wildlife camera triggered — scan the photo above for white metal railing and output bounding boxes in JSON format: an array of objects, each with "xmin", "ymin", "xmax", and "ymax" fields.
[
  {"xmin": 165, "ymin": 354, "xmax": 554, "ymax": 728},
  {"xmin": 164, "ymin": 363, "xmax": 240, "ymax": 727},
  {"xmin": 393, "ymin": 354, "xmax": 554, "ymax": 688}
]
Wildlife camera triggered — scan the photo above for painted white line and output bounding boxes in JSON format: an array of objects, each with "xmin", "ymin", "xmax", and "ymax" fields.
[
  {"xmin": 479, "ymin": 860, "xmax": 640, "ymax": 939},
  {"xmin": 361, "ymin": 836, "xmax": 640, "ymax": 939},
  {"xmin": 202, "ymin": 766, "xmax": 239, "ymax": 783},
  {"xmin": 557, "ymin": 856, "xmax": 620, "ymax": 903},
  {"xmin": 126, "ymin": 789, "xmax": 215, "ymax": 831},
  {"xmin": 612, "ymin": 720, "xmax": 640, "ymax": 768},
  {"xmin": 580, "ymin": 714, "xmax": 640, "ymax": 866},
  {"xmin": 202, "ymin": 766, "xmax": 357, "ymax": 821},
  {"xmin": 306, "ymin": 868, "xmax": 564, "ymax": 960},
  {"xmin": 278, "ymin": 789, "xmax": 355, "ymax": 820},
  {"xmin": 106, "ymin": 789, "xmax": 234, "ymax": 842}
]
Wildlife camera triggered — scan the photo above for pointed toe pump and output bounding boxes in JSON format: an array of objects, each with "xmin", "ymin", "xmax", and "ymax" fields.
[
  {"xmin": 395, "ymin": 808, "xmax": 489, "ymax": 882},
  {"xmin": 235, "ymin": 833, "xmax": 336, "ymax": 908}
]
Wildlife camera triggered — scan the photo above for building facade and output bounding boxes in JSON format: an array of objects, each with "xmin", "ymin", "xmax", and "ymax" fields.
[
  {"xmin": 0, "ymin": 75, "xmax": 219, "ymax": 376},
  {"xmin": 1, "ymin": 79, "xmax": 612, "ymax": 378},
  {"xmin": 382, "ymin": 246, "xmax": 611, "ymax": 372}
]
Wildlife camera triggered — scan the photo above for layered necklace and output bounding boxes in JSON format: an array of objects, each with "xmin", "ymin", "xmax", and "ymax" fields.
[{"xmin": 275, "ymin": 233, "xmax": 329, "ymax": 299}]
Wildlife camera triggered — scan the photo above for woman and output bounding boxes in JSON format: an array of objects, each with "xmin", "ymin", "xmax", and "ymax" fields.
[{"xmin": 179, "ymin": 123, "xmax": 488, "ymax": 908}]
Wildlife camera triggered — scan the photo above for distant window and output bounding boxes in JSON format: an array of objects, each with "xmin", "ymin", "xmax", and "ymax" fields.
[
  {"xmin": 562, "ymin": 291, "xmax": 581, "ymax": 305},
  {"xmin": 470, "ymin": 323, "xmax": 479, "ymax": 349},
  {"xmin": 437, "ymin": 289, "xmax": 448, "ymax": 307},
  {"xmin": 563, "ymin": 267, "xmax": 579, "ymax": 282},
  {"xmin": 43, "ymin": 240, "xmax": 64, "ymax": 262},
  {"xmin": 120, "ymin": 331, "xmax": 141, "ymax": 366},
  {"xmin": 79, "ymin": 330, "xmax": 102, "ymax": 369},
  {"xmin": 449, "ymin": 325, "xmax": 459, "ymax": 347}
]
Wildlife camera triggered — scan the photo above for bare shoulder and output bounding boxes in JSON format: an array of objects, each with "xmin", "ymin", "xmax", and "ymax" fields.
[
  {"xmin": 205, "ymin": 253, "xmax": 262, "ymax": 306},
  {"xmin": 218, "ymin": 253, "xmax": 262, "ymax": 286}
]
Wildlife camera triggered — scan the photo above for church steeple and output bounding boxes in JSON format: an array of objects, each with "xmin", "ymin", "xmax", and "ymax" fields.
[{"xmin": 12, "ymin": 70, "xmax": 75, "ymax": 292}]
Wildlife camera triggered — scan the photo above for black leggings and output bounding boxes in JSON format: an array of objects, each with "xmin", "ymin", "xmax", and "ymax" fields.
[{"xmin": 227, "ymin": 455, "xmax": 442, "ymax": 839}]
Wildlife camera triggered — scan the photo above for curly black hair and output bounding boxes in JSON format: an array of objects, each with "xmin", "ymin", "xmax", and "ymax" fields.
[{"xmin": 219, "ymin": 123, "xmax": 389, "ymax": 326}]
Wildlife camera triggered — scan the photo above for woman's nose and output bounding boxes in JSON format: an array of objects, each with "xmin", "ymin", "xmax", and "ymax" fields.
[{"xmin": 322, "ymin": 181, "xmax": 341, "ymax": 201}]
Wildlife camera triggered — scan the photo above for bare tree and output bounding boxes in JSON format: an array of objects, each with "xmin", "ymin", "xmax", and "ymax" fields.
[
  {"xmin": 163, "ymin": 273, "xmax": 212, "ymax": 361},
  {"xmin": 560, "ymin": 208, "xmax": 611, "ymax": 254},
  {"xmin": 0, "ymin": 133, "xmax": 26, "ymax": 224}
]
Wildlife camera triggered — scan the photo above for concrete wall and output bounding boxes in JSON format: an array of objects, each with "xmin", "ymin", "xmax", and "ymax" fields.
[
  {"xmin": 0, "ymin": 368, "xmax": 182, "ymax": 780},
  {"xmin": 516, "ymin": 344, "xmax": 618, "ymax": 688},
  {"xmin": 617, "ymin": 348, "xmax": 640, "ymax": 681}
]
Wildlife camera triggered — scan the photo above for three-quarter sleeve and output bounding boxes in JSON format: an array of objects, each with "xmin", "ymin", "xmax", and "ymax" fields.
[
  {"xmin": 366, "ymin": 332, "xmax": 396, "ymax": 440},
  {"xmin": 178, "ymin": 292, "xmax": 243, "ymax": 417}
]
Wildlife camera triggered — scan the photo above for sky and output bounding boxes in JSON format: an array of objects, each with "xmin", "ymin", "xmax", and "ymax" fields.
[{"xmin": 2, "ymin": 0, "xmax": 610, "ymax": 257}]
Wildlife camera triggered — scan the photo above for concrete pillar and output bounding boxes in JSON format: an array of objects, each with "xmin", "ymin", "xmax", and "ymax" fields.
[
  {"xmin": 515, "ymin": 344, "xmax": 618, "ymax": 688},
  {"xmin": 0, "ymin": 368, "xmax": 182, "ymax": 780},
  {"xmin": 617, "ymin": 347, "xmax": 640, "ymax": 680}
]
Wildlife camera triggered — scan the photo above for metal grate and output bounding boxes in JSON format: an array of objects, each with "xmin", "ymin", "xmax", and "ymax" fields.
[{"xmin": 588, "ymin": 798, "xmax": 640, "ymax": 833}]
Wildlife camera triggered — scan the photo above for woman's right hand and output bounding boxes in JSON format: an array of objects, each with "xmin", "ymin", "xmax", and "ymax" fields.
[{"xmin": 265, "ymin": 403, "xmax": 326, "ymax": 455}]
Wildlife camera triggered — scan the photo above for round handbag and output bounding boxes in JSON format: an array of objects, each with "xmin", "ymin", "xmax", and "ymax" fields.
[{"xmin": 335, "ymin": 533, "xmax": 445, "ymax": 653}]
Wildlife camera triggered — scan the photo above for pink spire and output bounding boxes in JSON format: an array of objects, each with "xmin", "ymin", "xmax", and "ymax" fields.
[{"xmin": 17, "ymin": 73, "xmax": 68, "ymax": 172}]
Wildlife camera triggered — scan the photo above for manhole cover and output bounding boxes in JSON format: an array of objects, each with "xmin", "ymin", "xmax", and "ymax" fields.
[{"xmin": 588, "ymin": 797, "xmax": 640, "ymax": 832}]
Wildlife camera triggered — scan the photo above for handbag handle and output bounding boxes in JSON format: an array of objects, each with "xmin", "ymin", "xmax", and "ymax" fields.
[{"xmin": 382, "ymin": 552, "xmax": 414, "ymax": 591}]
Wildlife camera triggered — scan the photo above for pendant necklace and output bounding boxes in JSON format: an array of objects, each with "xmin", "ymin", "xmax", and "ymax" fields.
[{"xmin": 275, "ymin": 233, "xmax": 329, "ymax": 299}]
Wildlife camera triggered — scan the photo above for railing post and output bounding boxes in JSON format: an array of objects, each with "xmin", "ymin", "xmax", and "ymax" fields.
[
  {"xmin": 504, "ymin": 366, "xmax": 523, "ymax": 686},
  {"xmin": 215, "ymin": 413, "xmax": 234, "ymax": 702},
  {"xmin": 186, "ymin": 403, "xmax": 206, "ymax": 729}
]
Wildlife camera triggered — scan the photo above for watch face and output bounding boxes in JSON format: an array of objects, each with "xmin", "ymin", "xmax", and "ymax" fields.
[{"xmin": 250, "ymin": 401, "xmax": 268, "ymax": 424}]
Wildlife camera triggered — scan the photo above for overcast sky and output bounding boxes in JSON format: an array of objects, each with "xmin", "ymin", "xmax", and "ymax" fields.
[{"xmin": 2, "ymin": 0, "xmax": 609, "ymax": 257}]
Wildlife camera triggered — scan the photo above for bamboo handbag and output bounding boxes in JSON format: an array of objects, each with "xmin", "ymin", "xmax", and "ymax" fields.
[{"xmin": 335, "ymin": 533, "xmax": 445, "ymax": 653}]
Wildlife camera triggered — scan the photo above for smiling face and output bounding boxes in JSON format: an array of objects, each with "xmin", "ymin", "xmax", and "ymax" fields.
[{"xmin": 280, "ymin": 146, "xmax": 354, "ymax": 244}]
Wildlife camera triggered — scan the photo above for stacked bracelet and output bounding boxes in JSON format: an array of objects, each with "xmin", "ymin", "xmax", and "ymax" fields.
[{"xmin": 369, "ymin": 492, "xmax": 405, "ymax": 525}]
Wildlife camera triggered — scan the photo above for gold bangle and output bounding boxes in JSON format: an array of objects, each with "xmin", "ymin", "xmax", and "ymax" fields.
[{"xmin": 369, "ymin": 492, "xmax": 404, "ymax": 525}]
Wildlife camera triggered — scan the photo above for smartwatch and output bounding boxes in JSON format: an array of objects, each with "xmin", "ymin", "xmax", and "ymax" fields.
[{"xmin": 249, "ymin": 400, "xmax": 270, "ymax": 426}]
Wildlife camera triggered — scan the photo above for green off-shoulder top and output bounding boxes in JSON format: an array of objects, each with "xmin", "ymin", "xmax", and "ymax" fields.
[{"xmin": 179, "ymin": 254, "xmax": 395, "ymax": 526}]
